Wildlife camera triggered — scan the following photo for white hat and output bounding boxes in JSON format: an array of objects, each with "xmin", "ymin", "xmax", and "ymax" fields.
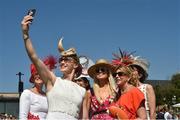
[{"xmin": 75, "ymin": 55, "xmax": 94, "ymax": 79}]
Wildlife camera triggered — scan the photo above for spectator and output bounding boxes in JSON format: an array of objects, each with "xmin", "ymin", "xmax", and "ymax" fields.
[
  {"xmin": 83, "ymin": 59, "xmax": 117, "ymax": 119},
  {"xmin": 19, "ymin": 55, "xmax": 57, "ymax": 120},
  {"xmin": 75, "ymin": 77, "xmax": 91, "ymax": 90},
  {"xmin": 21, "ymin": 12, "xmax": 85, "ymax": 119}
]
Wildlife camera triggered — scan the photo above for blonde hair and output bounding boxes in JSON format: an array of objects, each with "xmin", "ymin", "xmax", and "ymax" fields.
[
  {"xmin": 117, "ymin": 66, "xmax": 139, "ymax": 87},
  {"xmin": 93, "ymin": 70, "xmax": 117, "ymax": 103}
]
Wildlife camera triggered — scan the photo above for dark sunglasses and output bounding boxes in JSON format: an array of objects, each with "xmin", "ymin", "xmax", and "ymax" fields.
[
  {"xmin": 113, "ymin": 72, "xmax": 127, "ymax": 77},
  {"xmin": 95, "ymin": 67, "xmax": 107, "ymax": 73},
  {"xmin": 59, "ymin": 57, "xmax": 74, "ymax": 63},
  {"xmin": 33, "ymin": 74, "xmax": 41, "ymax": 80}
]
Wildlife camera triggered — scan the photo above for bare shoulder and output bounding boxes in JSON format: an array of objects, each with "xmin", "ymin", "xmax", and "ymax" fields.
[
  {"xmin": 146, "ymin": 84, "xmax": 155, "ymax": 93},
  {"xmin": 85, "ymin": 90, "xmax": 91, "ymax": 97},
  {"xmin": 146, "ymin": 84, "xmax": 153, "ymax": 89}
]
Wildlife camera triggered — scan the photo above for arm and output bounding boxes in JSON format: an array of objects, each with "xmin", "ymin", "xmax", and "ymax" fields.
[
  {"xmin": 147, "ymin": 84, "xmax": 156, "ymax": 119},
  {"xmin": 21, "ymin": 15, "xmax": 56, "ymax": 87},
  {"xmin": 82, "ymin": 90, "xmax": 91, "ymax": 119},
  {"xmin": 136, "ymin": 100, "xmax": 147, "ymax": 120},
  {"xmin": 19, "ymin": 90, "xmax": 30, "ymax": 120}
]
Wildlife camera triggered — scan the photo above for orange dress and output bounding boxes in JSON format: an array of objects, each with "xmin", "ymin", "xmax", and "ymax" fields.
[{"xmin": 109, "ymin": 87, "xmax": 145, "ymax": 119}]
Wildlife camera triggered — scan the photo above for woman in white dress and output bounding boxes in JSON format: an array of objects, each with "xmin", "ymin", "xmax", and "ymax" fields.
[
  {"xmin": 129, "ymin": 56, "xmax": 156, "ymax": 120},
  {"xmin": 19, "ymin": 55, "xmax": 57, "ymax": 120},
  {"xmin": 21, "ymin": 12, "xmax": 85, "ymax": 120}
]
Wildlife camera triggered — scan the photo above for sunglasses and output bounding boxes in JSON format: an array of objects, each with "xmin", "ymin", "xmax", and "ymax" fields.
[
  {"xmin": 33, "ymin": 74, "xmax": 41, "ymax": 80},
  {"xmin": 59, "ymin": 57, "xmax": 74, "ymax": 63},
  {"xmin": 95, "ymin": 67, "xmax": 108, "ymax": 73},
  {"xmin": 113, "ymin": 72, "xmax": 127, "ymax": 77}
]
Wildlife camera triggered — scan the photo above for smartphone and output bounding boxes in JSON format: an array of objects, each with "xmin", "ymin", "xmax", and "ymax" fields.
[{"xmin": 27, "ymin": 9, "xmax": 36, "ymax": 17}]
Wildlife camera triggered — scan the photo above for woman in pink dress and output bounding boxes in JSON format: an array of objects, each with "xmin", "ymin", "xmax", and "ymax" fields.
[{"xmin": 83, "ymin": 59, "xmax": 117, "ymax": 119}]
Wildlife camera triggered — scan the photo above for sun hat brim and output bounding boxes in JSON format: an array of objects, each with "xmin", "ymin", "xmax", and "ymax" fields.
[{"xmin": 88, "ymin": 63, "xmax": 115, "ymax": 78}]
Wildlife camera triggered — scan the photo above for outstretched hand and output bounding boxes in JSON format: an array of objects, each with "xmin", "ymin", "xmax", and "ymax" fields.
[{"xmin": 21, "ymin": 15, "xmax": 33, "ymax": 35}]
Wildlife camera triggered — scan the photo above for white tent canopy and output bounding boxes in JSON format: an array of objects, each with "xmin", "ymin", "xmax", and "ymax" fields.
[{"xmin": 172, "ymin": 103, "xmax": 180, "ymax": 108}]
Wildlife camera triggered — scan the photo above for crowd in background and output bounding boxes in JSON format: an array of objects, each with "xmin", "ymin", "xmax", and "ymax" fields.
[{"xmin": 0, "ymin": 113, "xmax": 17, "ymax": 120}]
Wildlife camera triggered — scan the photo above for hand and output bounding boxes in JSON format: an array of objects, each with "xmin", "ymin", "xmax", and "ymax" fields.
[
  {"xmin": 21, "ymin": 15, "xmax": 33, "ymax": 35},
  {"xmin": 108, "ymin": 105, "xmax": 128, "ymax": 119}
]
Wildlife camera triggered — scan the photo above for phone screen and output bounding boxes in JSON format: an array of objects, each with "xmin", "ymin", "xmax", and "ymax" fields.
[{"xmin": 27, "ymin": 9, "xmax": 36, "ymax": 17}]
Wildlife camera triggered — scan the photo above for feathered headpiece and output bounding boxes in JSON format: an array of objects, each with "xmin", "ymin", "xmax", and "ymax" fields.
[
  {"xmin": 112, "ymin": 48, "xmax": 135, "ymax": 67},
  {"xmin": 43, "ymin": 55, "xmax": 58, "ymax": 69},
  {"xmin": 29, "ymin": 55, "xmax": 57, "ymax": 83},
  {"xmin": 112, "ymin": 48, "xmax": 150, "ymax": 81}
]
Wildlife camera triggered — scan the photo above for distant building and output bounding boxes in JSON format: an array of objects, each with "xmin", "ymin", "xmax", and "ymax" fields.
[
  {"xmin": 145, "ymin": 80, "xmax": 171, "ymax": 87},
  {"xmin": 0, "ymin": 93, "xmax": 19, "ymax": 118}
]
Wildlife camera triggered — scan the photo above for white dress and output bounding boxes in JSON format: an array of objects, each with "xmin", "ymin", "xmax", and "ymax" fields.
[
  {"xmin": 138, "ymin": 84, "xmax": 150, "ymax": 120},
  {"xmin": 19, "ymin": 89, "xmax": 48, "ymax": 120},
  {"xmin": 46, "ymin": 77, "xmax": 86, "ymax": 120}
]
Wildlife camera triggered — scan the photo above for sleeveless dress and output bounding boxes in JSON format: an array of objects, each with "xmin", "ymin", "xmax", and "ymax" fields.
[
  {"xmin": 89, "ymin": 89, "xmax": 114, "ymax": 120},
  {"xmin": 46, "ymin": 77, "xmax": 86, "ymax": 120},
  {"xmin": 138, "ymin": 84, "xmax": 150, "ymax": 120},
  {"xmin": 19, "ymin": 89, "xmax": 48, "ymax": 120},
  {"xmin": 116, "ymin": 87, "xmax": 145, "ymax": 119}
]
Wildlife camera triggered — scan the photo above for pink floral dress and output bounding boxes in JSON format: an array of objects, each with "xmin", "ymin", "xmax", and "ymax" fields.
[{"xmin": 90, "ymin": 89, "xmax": 114, "ymax": 120}]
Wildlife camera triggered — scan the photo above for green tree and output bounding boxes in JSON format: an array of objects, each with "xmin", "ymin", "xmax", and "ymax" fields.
[
  {"xmin": 171, "ymin": 72, "xmax": 180, "ymax": 88},
  {"xmin": 154, "ymin": 73, "xmax": 180, "ymax": 106}
]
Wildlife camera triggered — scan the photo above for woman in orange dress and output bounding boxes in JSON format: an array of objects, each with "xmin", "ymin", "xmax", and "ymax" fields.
[{"xmin": 109, "ymin": 49, "xmax": 147, "ymax": 119}]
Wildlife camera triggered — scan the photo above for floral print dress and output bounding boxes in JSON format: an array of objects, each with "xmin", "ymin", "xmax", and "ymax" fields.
[{"xmin": 89, "ymin": 89, "xmax": 114, "ymax": 120}]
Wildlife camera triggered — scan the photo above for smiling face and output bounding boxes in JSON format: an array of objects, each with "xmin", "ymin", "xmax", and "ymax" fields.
[
  {"xmin": 94, "ymin": 66, "xmax": 109, "ymax": 81},
  {"xmin": 113, "ymin": 66, "xmax": 132, "ymax": 88},
  {"xmin": 114, "ymin": 70, "xmax": 128, "ymax": 87},
  {"xmin": 59, "ymin": 56, "xmax": 78, "ymax": 74},
  {"xmin": 33, "ymin": 74, "xmax": 44, "ymax": 86}
]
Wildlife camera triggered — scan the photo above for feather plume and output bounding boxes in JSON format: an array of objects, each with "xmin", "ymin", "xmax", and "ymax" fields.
[{"xmin": 112, "ymin": 48, "xmax": 135, "ymax": 66}]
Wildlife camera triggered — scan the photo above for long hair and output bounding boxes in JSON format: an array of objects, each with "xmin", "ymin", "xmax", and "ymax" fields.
[
  {"xmin": 93, "ymin": 70, "xmax": 117, "ymax": 103},
  {"xmin": 116, "ymin": 66, "xmax": 139, "ymax": 87}
]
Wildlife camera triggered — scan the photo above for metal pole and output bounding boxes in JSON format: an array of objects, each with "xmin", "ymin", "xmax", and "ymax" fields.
[{"xmin": 16, "ymin": 72, "xmax": 24, "ymax": 97}]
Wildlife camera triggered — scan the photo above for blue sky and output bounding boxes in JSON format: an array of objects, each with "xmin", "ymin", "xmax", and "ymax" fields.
[{"xmin": 0, "ymin": 0, "xmax": 179, "ymax": 92}]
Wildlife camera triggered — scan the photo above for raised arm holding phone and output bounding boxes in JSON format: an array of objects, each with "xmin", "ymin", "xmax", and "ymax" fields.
[{"xmin": 21, "ymin": 9, "xmax": 86, "ymax": 120}]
